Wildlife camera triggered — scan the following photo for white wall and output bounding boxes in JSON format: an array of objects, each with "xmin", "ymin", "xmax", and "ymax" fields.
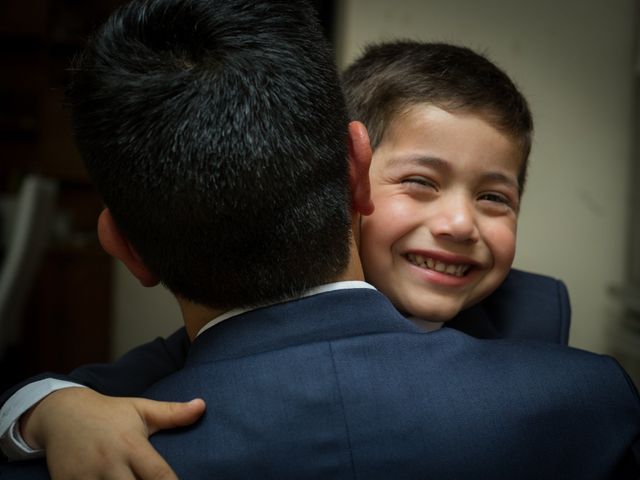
[
  {"xmin": 337, "ymin": 0, "xmax": 636, "ymax": 353},
  {"xmin": 112, "ymin": 0, "xmax": 636, "ymax": 358}
]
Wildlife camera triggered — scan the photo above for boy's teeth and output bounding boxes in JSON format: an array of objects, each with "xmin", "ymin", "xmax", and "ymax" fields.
[{"xmin": 406, "ymin": 253, "xmax": 470, "ymax": 277}]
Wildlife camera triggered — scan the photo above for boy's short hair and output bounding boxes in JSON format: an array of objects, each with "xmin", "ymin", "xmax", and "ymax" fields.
[
  {"xmin": 342, "ymin": 41, "xmax": 533, "ymax": 193},
  {"xmin": 67, "ymin": 0, "xmax": 351, "ymax": 308}
]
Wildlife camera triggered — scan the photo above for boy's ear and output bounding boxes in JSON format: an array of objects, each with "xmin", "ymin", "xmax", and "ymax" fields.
[
  {"xmin": 97, "ymin": 208, "xmax": 160, "ymax": 287},
  {"xmin": 347, "ymin": 121, "xmax": 374, "ymax": 216}
]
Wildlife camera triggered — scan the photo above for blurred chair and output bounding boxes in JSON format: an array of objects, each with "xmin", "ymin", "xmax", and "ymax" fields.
[{"xmin": 0, "ymin": 175, "xmax": 58, "ymax": 361}]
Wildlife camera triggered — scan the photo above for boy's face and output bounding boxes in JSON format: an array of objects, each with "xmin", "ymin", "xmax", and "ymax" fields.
[{"xmin": 360, "ymin": 104, "xmax": 521, "ymax": 322}]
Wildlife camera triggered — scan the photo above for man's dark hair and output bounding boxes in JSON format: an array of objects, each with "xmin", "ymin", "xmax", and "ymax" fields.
[
  {"xmin": 342, "ymin": 41, "xmax": 533, "ymax": 193},
  {"xmin": 67, "ymin": 0, "xmax": 351, "ymax": 308}
]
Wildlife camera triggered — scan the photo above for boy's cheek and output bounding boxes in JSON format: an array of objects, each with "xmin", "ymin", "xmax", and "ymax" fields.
[
  {"xmin": 485, "ymin": 229, "xmax": 517, "ymax": 290},
  {"xmin": 359, "ymin": 208, "xmax": 410, "ymax": 259}
]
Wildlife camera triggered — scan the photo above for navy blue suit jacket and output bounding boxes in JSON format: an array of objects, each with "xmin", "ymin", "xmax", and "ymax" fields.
[
  {"xmin": 2, "ymin": 282, "xmax": 639, "ymax": 478},
  {"xmin": 143, "ymin": 288, "xmax": 639, "ymax": 478},
  {"xmin": 142, "ymin": 289, "xmax": 639, "ymax": 477}
]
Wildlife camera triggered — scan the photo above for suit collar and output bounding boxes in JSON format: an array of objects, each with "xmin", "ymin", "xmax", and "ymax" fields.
[
  {"xmin": 187, "ymin": 288, "xmax": 422, "ymax": 365},
  {"xmin": 196, "ymin": 281, "xmax": 376, "ymax": 338}
]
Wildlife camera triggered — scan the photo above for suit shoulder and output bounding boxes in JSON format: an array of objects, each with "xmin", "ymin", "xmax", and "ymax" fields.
[{"xmin": 481, "ymin": 338, "xmax": 640, "ymax": 400}]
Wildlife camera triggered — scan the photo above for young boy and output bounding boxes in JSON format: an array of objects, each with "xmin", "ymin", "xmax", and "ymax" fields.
[
  {"xmin": 2, "ymin": 41, "xmax": 570, "ymax": 477},
  {"xmin": 344, "ymin": 40, "xmax": 532, "ymax": 329}
]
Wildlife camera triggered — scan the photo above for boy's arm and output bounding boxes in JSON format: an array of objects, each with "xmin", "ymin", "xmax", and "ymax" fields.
[
  {"xmin": 20, "ymin": 387, "xmax": 205, "ymax": 480},
  {"xmin": 0, "ymin": 379, "xmax": 88, "ymax": 461},
  {"xmin": 0, "ymin": 327, "xmax": 190, "ymax": 455},
  {"xmin": 62, "ymin": 326, "xmax": 190, "ymax": 396},
  {"xmin": 0, "ymin": 327, "xmax": 193, "ymax": 478},
  {"xmin": 0, "ymin": 326, "xmax": 190, "ymax": 423}
]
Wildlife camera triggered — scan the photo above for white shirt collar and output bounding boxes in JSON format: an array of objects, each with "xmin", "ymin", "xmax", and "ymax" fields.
[{"xmin": 196, "ymin": 280, "xmax": 376, "ymax": 338}]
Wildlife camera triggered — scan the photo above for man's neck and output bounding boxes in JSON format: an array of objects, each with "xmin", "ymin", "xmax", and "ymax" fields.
[
  {"xmin": 178, "ymin": 235, "xmax": 365, "ymax": 340},
  {"xmin": 178, "ymin": 301, "xmax": 226, "ymax": 340}
]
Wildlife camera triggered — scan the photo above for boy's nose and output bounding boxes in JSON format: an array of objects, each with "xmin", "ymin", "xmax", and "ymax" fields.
[{"xmin": 429, "ymin": 196, "xmax": 479, "ymax": 243}]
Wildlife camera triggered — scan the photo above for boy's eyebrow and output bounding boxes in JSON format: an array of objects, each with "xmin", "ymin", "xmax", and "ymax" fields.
[
  {"xmin": 481, "ymin": 171, "xmax": 520, "ymax": 191},
  {"xmin": 386, "ymin": 154, "xmax": 449, "ymax": 170},
  {"xmin": 387, "ymin": 154, "xmax": 520, "ymax": 190}
]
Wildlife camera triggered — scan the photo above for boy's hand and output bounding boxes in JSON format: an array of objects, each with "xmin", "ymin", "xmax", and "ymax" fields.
[{"xmin": 21, "ymin": 387, "xmax": 206, "ymax": 480}]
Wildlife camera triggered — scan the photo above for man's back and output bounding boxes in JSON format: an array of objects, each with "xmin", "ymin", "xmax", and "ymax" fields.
[{"xmin": 145, "ymin": 287, "xmax": 640, "ymax": 479}]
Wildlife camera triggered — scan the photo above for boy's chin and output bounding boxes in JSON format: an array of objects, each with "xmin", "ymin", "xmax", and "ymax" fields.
[{"xmin": 400, "ymin": 301, "xmax": 466, "ymax": 323}]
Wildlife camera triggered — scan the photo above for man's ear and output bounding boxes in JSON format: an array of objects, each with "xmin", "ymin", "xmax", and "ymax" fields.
[
  {"xmin": 347, "ymin": 121, "xmax": 374, "ymax": 216},
  {"xmin": 97, "ymin": 208, "xmax": 160, "ymax": 287}
]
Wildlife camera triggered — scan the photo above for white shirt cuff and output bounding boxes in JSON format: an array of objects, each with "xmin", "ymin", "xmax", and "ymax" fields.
[{"xmin": 0, "ymin": 379, "xmax": 86, "ymax": 461}]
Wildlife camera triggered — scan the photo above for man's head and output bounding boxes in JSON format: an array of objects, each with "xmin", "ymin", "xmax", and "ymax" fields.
[
  {"xmin": 342, "ymin": 41, "xmax": 533, "ymax": 322},
  {"xmin": 68, "ymin": 0, "xmax": 356, "ymax": 309}
]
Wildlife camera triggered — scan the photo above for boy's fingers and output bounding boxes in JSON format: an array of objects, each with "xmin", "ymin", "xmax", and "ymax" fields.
[
  {"xmin": 49, "ymin": 462, "xmax": 137, "ymax": 480},
  {"xmin": 136, "ymin": 398, "xmax": 206, "ymax": 435},
  {"xmin": 130, "ymin": 442, "xmax": 179, "ymax": 480}
]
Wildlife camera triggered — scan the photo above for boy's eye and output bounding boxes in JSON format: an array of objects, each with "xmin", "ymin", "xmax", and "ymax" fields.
[
  {"xmin": 478, "ymin": 192, "xmax": 518, "ymax": 211},
  {"xmin": 479, "ymin": 192, "xmax": 508, "ymax": 204},
  {"xmin": 401, "ymin": 176, "xmax": 436, "ymax": 188}
]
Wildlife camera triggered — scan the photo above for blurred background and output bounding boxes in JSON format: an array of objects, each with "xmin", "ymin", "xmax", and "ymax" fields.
[{"xmin": 1, "ymin": 0, "xmax": 638, "ymax": 390}]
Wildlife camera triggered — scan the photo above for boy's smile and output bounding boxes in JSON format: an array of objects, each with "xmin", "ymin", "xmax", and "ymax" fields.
[{"xmin": 360, "ymin": 104, "xmax": 522, "ymax": 322}]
